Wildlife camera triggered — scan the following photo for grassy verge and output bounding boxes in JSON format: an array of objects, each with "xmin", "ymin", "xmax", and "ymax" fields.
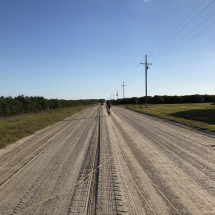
[
  {"xmin": 120, "ymin": 103, "xmax": 215, "ymax": 132},
  {"xmin": 0, "ymin": 105, "xmax": 97, "ymax": 149}
]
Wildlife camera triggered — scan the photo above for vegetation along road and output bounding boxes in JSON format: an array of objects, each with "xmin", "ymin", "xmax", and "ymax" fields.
[{"xmin": 0, "ymin": 105, "xmax": 215, "ymax": 214}]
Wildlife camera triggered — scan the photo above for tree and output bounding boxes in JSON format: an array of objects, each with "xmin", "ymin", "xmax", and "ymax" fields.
[{"xmin": 151, "ymin": 95, "xmax": 164, "ymax": 104}]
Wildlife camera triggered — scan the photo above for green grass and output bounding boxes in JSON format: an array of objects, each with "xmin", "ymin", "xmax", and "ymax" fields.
[
  {"xmin": 121, "ymin": 103, "xmax": 215, "ymax": 132},
  {"xmin": 0, "ymin": 105, "xmax": 96, "ymax": 150}
]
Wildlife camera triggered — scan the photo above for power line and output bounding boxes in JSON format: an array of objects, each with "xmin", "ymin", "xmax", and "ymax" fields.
[
  {"xmin": 151, "ymin": 12, "xmax": 215, "ymax": 62},
  {"xmin": 113, "ymin": 1, "xmax": 214, "ymax": 98},
  {"xmin": 149, "ymin": 0, "xmax": 215, "ymax": 58},
  {"xmin": 153, "ymin": 21, "xmax": 215, "ymax": 63},
  {"xmin": 124, "ymin": 64, "xmax": 141, "ymax": 84},
  {"xmin": 126, "ymin": 68, "xmax": 144, "ymax": 85},
  {"xmin": 147, "ymin": 0, "xmax": 207, "ymax": 55}
]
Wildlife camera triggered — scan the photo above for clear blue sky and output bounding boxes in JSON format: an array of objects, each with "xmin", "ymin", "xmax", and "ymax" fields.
[{"xmin": 1, "ymin": 0, "xmax": 215, "ymax": 100}]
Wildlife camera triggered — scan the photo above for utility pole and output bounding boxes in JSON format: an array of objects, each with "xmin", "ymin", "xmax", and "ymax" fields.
[
  {"xmin": 140, "ymin": 55, "xmax": 152, "ymax": 104},
  {"xmin": 121, "ymin": 81, "xmax": 126, "ymax": 99},
  {"xmin": 113, "ymin": 93, "xmax": 114, "ymax": 100},
  {"xmin": 116, "ymin": 90, "xmax": 118, "ymax": 100}
]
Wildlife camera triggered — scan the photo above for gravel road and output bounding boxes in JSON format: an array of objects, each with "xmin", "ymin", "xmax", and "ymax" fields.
[{"xmin": 0, "ymin": 105, "xmax": 215, "ymax": 215}]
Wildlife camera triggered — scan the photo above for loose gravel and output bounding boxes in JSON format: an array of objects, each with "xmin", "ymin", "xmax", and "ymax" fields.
[{"xmin": 0, "ymin": 105, "xmax": 215, "ymax": 215}]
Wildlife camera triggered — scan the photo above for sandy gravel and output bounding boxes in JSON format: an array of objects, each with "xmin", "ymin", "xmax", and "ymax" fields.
[{"xmin": 0, "ymin": 105, "xmax": 215, "ymax": 215}]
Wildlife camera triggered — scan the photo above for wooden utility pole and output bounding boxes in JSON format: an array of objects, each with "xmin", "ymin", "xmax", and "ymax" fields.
[
  {"xmin": 121, "ymin": 81, "xmax": 126, "ymax": 99},
  {"xmin": 116, "ymin": 90, "xmax": 118, "ymax": 100},
  {"xmin": 140, "ymin": 55, "xmax": 152, "ymax": 104}
]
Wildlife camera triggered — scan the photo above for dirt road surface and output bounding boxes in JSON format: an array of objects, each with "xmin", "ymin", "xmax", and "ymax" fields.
[{"xmin": 0, "ymin": 105, "xmax": 215, "ymax": 215}]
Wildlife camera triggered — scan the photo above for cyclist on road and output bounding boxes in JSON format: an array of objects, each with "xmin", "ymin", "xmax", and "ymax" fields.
[
  {"xmin": 106, "ymin": 100, "xmax": 111, "ymax": 114},
  {"xmin": 107, "ymin": 100, "xmax": 111, "ymax": 108}
]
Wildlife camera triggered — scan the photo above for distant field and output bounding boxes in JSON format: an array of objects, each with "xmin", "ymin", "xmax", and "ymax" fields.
[
  {"xmin": 121, "ymin": 103, "xmax": 215, "ymax": 132},
  {"xmin": 0, "ymin": 105, "xmax": 96, "ymax": 149}
]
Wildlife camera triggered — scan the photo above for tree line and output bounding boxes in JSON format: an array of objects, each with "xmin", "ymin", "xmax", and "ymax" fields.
[
  {"xmin": 113, "ymin": 94, "xmax": 215, "ymax": 105},
  {"xmin": 0, "ymin": 95, "xmax": 99, "ymax": 116}
]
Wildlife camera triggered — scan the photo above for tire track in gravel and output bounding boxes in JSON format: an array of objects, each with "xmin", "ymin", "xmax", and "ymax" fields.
[
  {"xmin": 110, "ymin": 106, "xmax": 215, "ymax": 215},
  {"xmin": 1, "ymin": 105, "xmax": 215, "ymax": 214},
  {"xmin": 0, "ymin": 105, "xmax": 129, "ymax": 215},
  {"xmin": 0, "ymin": 107, "xmax": 91, "ymax": 163},
  {"xmin": 96, "ymin": 106, "xmax": 127, "ymax": 215},
  {"xmin": 11, "ymin": 118, "xmax": 96, "ymax": 215},
  {"xmin": 0, "ymin": 106, "xmax": 99, "ymax": 215},
  {"xmin": 68, "ymin": 106, "xmax": 127, "ymax": 215},
  {"xmin": 109, "ymin": 113, "xmax": 186, "ymax": 215},
  {"xmin": 67, "ymin": 107, "xmax": 101, "ymax": 214},
  {"xmin": 112, "ymin": 107, "xmax": 215, "ymax": 198},
  {"xmin": 106, "ymin": 111, "xmax": 175, "ymax": 215},
  {"xmin": 0, "ymin": 107, "xmax": 95, "ymax": 187},
  {"xmin": 0, "ymin": 106, "xmax": 95, "ymax": 164}
]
